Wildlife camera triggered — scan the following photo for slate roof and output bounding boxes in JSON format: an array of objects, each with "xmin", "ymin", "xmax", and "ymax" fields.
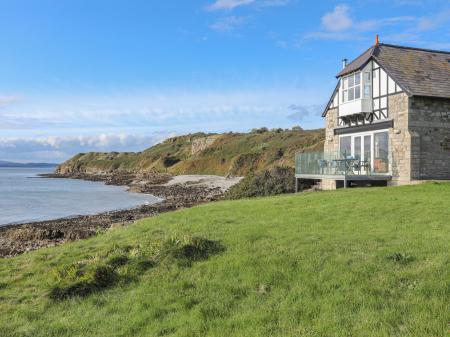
[{"xmin": 337, "ymin": 43, "xmax": 450, "ymax": 99}]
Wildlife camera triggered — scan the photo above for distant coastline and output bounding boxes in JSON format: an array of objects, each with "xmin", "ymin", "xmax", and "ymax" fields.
[{"xmin": 0, "ymin": 161, "xmax": 58, "ymax": 168}]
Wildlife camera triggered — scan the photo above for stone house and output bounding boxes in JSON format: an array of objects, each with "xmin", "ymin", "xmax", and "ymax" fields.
[{"xmin": 295, "ymin": 42, "xmax": 450, "ymax": 190}]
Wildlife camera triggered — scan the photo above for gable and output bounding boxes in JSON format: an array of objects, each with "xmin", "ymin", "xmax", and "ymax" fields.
[
  {"xmin": 337, "ymin": 43, "xmax": 450, "ymax": 99},
  {"xmin": 373, "ymin": 44, "xmax": 450, "ymax": 99}
]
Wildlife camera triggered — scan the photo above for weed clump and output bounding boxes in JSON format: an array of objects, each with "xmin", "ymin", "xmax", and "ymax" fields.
[
  {"xmin": 171, "ymin": 237, "xmax": 226, "ymax": 262},
  {"xmin": 49, "ymin": 235, "xmax": 225, "ymax": 300},
  {"xmin": 387, "ymin": 252, "xmax": 415, "ymax": 265}
]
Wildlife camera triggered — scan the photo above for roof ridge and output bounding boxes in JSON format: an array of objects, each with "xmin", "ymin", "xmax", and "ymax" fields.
[
  {"xmin": 379, "ymin": 43, "xmax": 450, "ymax": 55},
  {"xmin": 344, "ymin": 45, "xmax": 375, "ymax": 68}
]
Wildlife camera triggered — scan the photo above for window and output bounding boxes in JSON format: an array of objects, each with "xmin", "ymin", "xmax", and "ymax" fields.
[
  {"xmin": 363, "ymin": 71, "xmax": 371, "ymax": 98},
  {"xmin": 374, "ymin": 132, "xmax": 389, "ymax": 173},
  {"xmin": 364, "ymin": 135, "xmax": 372, "ymax": 162},
  {"xmin": 339, "ymin": 136, "xmax": 351, "ymax": 158},
  {"xmin": 354, "ymin": 136, "xmax": 361, "ymax": 159},
  {"xmin": 342, "ymin": 72, "xmax": 361, "ymax": 103}
]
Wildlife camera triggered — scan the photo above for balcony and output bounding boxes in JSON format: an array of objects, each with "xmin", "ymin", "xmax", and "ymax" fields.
[{"xmin": 295, "ymin": 152, "xmax": 391, "ymax": 181}]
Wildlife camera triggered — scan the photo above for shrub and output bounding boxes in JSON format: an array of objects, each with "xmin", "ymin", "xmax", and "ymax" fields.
[
  {"xmin": 250, "ymin": 127, "xmax": 269, "ymax": 134},
  {"xmin": 162, "ymin": 155, "xmax": 181, "ymax": 168},
  {"xmin": 225, "ymin": 166, "xmax": 295, "ymax": 199}
]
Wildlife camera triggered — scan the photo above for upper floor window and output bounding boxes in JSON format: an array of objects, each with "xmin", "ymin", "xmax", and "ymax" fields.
[
  {"xmin": 341, "ymin": 72, "xmax": 361, "ymax": 103},
  {"xmin": 363, "ymin": 71, "xmax": 371, "ymax": 98}
]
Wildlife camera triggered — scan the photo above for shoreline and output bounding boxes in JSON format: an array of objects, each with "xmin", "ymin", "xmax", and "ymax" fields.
[{"xmin": 0, "ymin": 172, "xmax": 241, "ymax": 258}]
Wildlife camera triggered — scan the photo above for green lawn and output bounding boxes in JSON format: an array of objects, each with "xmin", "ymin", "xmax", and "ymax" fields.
[{"xmin": 1, "ymin": 183, "xmax": 449, "ymax": 337}]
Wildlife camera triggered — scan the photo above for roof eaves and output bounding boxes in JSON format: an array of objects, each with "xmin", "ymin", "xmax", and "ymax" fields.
[
  {"xmin": 335, "ymin": 45, "xmax": 376, "ymax": 77},
  {"xmin": 321, "ymin": 82, "xmax": 340, "ymax": 117},
  {"xmin": 335, "ymin": 58, "xmax": 372, "ymax": 78}
]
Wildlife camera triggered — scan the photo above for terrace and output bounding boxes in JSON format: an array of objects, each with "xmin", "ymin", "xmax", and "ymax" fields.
[{"xmin": 295, "ymin": 151, "xmax": 392, "ymax": 188}]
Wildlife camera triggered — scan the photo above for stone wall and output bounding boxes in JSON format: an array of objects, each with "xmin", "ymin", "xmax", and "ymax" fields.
[
  {"xmin": 323, "ymin": 108, "xmax": 339, "ymax": 156},
  {"xmin": 388, "ymin": 93, "xmax": 411, "ymax": 185},
  {"xmin": 409, "ymin": 97, "xmax": 450, "ymax": 180},
  {"xmin": 322, "ymin": 108, "xmax": 339, "ymax": 190}
]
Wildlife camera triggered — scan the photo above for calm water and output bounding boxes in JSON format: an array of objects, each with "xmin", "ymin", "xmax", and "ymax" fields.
[{"xmin": 0, "ymin": 167, "xmax": 160, "ymax": 226}]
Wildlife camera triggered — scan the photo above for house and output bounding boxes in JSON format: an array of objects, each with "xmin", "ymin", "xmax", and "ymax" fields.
[{"xmin": 295, "ymin": 40, "xmax": 450, "ymax": 190}]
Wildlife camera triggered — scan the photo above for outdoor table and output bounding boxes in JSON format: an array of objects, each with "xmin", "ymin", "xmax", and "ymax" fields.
[{"xmin": 332, "ymin": 158, "xmax": 359, "ymax": 175}]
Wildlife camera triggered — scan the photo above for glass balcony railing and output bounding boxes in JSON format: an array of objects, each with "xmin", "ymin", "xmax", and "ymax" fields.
[{"xmin": 295, "ymin": 152, "xmax": 391, "ymax": 177}]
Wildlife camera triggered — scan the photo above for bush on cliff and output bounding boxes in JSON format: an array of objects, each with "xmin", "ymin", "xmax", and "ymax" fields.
[{"xmin": 225, "ymin": 166, "xmax": 295, "ymax": 199}]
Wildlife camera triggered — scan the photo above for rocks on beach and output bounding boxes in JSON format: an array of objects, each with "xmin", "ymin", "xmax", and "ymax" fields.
[{"xmin": 0, "ymin": 172, "xmax": 242, "ymax": 258}]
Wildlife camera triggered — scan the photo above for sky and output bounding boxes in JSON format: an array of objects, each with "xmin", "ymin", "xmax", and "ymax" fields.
[{"xmin": 0, "ymin": 0, "xmax": 449, "ymax": 163}]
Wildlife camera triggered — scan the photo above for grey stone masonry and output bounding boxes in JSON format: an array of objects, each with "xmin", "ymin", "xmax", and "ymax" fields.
[
  {"xmin": 322, "ymin": 107, "xmax": 339, "ymax": 190},
  {"xmin": 409, "ymin": 97, "xmax": 450, "ymax": 180},
  {"xmin": 324, "ymin": 107, "xmax": 339, "ymax": 156},
  {"xmin": 388, "ymin": 93, "xmax": 411, "ymax": 185}
]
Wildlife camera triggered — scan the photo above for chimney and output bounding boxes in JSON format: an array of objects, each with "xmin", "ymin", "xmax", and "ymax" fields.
[
  {"xmin": 376, "ymin": 34, "xmax": 379, "ymax": 45},
  {"xmin": 342, "ymin": 58, "xmax": 348, "ymax": 69}
]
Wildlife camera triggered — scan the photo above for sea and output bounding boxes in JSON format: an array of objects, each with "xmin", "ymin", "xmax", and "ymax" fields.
[{"xmin": 0, "ymin": 167, "xmax": 160, "ymax": 226}]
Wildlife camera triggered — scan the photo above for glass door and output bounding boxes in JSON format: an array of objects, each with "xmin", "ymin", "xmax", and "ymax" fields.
[
  {"xmin": 354, "ymin": 136, "xmax": 361, "ymax": 160},
  {"xmin": 374, "ymin": 132, "xmax": 389, "ymax": 173},
  {"xmin": 340, "ymin": 130, "xmax": 389, "ymax": 175},
  {"xmin": 352, "ymin": 136, "xmax": 369, "ymax": 174},
  {"xmin": 363, "ymin": 135, "xmax": 372, "ymax": 174}
]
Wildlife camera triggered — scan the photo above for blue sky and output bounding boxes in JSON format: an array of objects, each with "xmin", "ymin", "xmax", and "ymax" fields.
[{"xmin": 1, "ymin": 0, "xmax": 449, "ymax": 162}]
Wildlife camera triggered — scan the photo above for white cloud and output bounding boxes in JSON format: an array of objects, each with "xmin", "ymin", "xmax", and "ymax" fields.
[
  {"xmin": 301, "ymin": 3, "xmax": 420, "ymax": 43},
  {"xmin": 321, "ymin": 5, "xmax": 353, "ymax": 32},
  {"xmin": 206, "ymin": 0, "xmax": 255, "ymax": 11},
  {"xmin": 206, "ymin": 0, "xmax": 290, "ymax": 11},
  {"xmin": 0, "ymin": 95, "xmax": 22, "ymax": 108},
  {"xmin": 210, "ymin": 16, "xmax": 247, "ymax": 31},
  {"xmin": 417, "ymin": 9, "xmax": 450, "ymax": 31},
  {"xmin": 0, "ymin": 133, "xmax": 172, "ymax": 163},
  {"xmin": 0, "ymin": 89, "xmax": 324, "ymax": 132},
  {"xmin": 287, "ymin": 104, "xmax": 324, "ymax": 121},
  {"xmin": 0, "ymin": 88, "xmax": 327, "ymax": 162}
]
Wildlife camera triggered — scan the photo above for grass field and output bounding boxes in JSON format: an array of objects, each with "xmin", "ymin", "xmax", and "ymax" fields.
[{"xmin": 1, "ymin": 183, "xmax": 449, "ymax": 337}]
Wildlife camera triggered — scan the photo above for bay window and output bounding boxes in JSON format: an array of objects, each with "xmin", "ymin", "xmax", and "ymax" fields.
[{"xmin": 342, "ymin": 72, "xmax": 361, "ymax": 103}]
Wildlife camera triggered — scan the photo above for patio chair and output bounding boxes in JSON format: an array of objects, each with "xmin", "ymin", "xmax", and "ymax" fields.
[
  {"xmin": 360, "ymin": 160, "xmax": 371, "ymax": 174},
  {"xmin": 318, "ymin": 159, "xmax": 328, "ymax": 174},
  {"xmin": 350, "ymin": 160, "xmax": 362, "ymax": 175}
]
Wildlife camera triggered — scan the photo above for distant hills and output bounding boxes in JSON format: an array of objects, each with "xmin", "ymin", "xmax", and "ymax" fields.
[
  {"xmin": 0, "ymin": 160, "xmax": 58, "ymax": 168},
  {"xmin": 56, "ymin": 127, "xmax": 325, "ymax": 177}
]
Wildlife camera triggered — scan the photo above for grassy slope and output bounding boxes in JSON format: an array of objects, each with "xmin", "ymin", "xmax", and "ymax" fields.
[
  {"xmin": 57, "ymin": 129, "xmax": 324, "ymax": 176},
  {"xmin": 1, "ymin": 183, "xmax": 450, "ymax": 337}
]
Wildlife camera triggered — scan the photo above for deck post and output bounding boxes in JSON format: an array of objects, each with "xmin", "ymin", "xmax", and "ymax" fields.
[{"xmin": 295, "ymin": 178, "xmax": 298, "ymax": 193}]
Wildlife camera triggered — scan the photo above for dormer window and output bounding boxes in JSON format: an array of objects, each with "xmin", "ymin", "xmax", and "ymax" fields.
[{"xmin": 341, "ymin": 72, "xmax": 361, "ymax": 103}]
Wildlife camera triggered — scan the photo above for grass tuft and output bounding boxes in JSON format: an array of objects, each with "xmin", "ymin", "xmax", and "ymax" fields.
[
  {"xmin": 48, "ymin": 235, "xmax": 225, "ymax": 300},
  {"xmin": 387, "ymin": 252, "xmax": 415, "ymax": 265}
]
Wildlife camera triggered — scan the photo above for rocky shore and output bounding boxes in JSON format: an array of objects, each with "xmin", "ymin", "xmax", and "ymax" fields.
[{"xmin": 0, "ymin": 172, "xmax": 241, "ymax": 258}]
